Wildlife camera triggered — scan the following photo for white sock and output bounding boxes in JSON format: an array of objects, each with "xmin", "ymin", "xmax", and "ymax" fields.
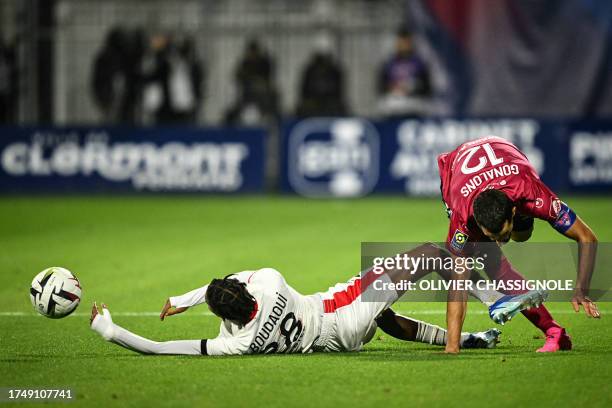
[
  {"xmin": 91, "ymin": 308, "xmax": 201, "ymax": 355},
  {"xmin": 413, "ymin": 318, "xmax": 472, "ymax": 347}
]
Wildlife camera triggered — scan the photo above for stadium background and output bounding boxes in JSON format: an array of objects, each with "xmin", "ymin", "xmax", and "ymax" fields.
[{"xmin": 0, "ymin": 1, "xmax": 611, "ymax": 407}]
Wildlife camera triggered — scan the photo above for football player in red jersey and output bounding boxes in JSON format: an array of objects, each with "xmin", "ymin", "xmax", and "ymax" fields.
[{"xmin": 438, "ymin": 136, "xmax": 599, "ymax": 353}]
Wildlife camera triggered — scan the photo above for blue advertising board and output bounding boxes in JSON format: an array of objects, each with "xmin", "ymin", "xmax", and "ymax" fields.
[
  {"xmin": 0, "ymin": 127, "xmax": 266, "ymax": 193},
  {"xmin": 281, "ymin": 118, "xmax": 612, "ymax": 197},
  {"xmin": 1, "ymin": 120, "xmax": 610, "ymax": 196},
  {"xmin": 566, "ymin": 122, "xmax": 612, "ymax": 192}
]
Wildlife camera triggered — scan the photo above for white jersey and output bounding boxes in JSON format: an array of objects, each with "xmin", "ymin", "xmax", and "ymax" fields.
[
  {"xmin": 169, "ymin": 268, "xmax": 323, "ymax": 355},
  {"xmin": 169, "ymin": 268, "xmax": 398, "ymax": 355}
]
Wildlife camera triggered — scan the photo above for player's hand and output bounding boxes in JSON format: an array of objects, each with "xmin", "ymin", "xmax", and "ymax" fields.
[
  {"xmin": 90, "ymin": 301, "xmax": 99, "ymax": 326},
  {"xmin": 571, "ymin": 290, "xmax": 600, "ymax": 318},
  {"xmin": 444, "ymin": 346, "xmax": 460, "ymax": 354},
  {"xmin": 160, "ymin": 299, "xmax": 188, "ymax": 320}
]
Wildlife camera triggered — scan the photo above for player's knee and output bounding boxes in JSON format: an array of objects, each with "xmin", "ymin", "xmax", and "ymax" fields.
[{"xmin": 375, "ymin": 308, "xmax": 396, "ymax": 325}]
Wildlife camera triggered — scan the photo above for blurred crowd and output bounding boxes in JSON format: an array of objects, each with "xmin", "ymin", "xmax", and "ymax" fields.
[
  {"xmin": 90, "ymin": 25, "xmax": 433, "ymax": 126},
  {"xmin": 0, "ymin": 38, "xmax": 18, "ymax": 124},
  {"xmin": 91, "ymin": 27, "xmax": 204, "ymax": 126}
]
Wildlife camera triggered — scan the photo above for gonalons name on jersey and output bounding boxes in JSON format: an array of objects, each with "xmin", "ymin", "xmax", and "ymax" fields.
[{"xmin": 460, "ymin": 164, "xmax": 520, "ymax": 197}]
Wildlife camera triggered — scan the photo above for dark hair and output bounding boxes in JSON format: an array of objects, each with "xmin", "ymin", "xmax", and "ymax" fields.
[
  {"xmin": 473, "ymin": 189, "xmax": 514, "ymax": 233},
  {"xmin": 206, "ymin": 275, "xmax": 256, "ymax": 326}
]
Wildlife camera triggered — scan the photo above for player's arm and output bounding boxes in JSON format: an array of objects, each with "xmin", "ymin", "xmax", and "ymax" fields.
[
  {"xmin": 91, "ymin": 303, "xmax": 204, "ymax": 356},
  {"xmin": 525, "ymin": 178, "xmax": 600, "ymax": 318},
  {"xmin": 203, "ymin": 334, "xmax": 251, "ymax": 356},
  {"xmin": 444, "ymin": 226, "xmax": 471, "ymax": 353},
  {"xmin": 160, "ymin": 284, "xmax": 209, "ymax": 320},
  {"xmin": 555, "ymin": 213, "xmax": 600, "ymax": 318},
  {"xmin": 445, "ymin": 254, "xmax": 469, "ymax": 354}
]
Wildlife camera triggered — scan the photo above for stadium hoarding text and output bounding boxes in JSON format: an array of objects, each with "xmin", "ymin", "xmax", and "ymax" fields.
[
  {"xmin": 360, "ymin": 242, "xmax": 612, "ymax": 303},
  {"xmin": 0, "ymin": 127, "xmax": 266, "ymax": 193},
  {"xmin": 1, "ymin": 119, "xmax": 610, "ymax": 195},
  {"xmin": 281, "ymin": 118, "xmax": 612, "ymax": 197}
]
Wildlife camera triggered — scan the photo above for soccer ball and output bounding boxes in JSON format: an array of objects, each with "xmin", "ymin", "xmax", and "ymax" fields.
[{"xmin": 30, "ymin": 267, "xmax": 82, "ymax": 318}]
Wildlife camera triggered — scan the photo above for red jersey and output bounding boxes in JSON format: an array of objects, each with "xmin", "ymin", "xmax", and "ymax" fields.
[{"xmin": 438, "ymin": 136, "xmax": 564, "ymax": 256}]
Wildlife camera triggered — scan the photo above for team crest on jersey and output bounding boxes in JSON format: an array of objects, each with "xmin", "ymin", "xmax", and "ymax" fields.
[
  {"xmin": 535, "ymin": 198, "xmax": 544, "ymax": 208},
  {"xmin": 550, "ymin": 199, "xmax": 562, "ymax": 217},
  {"xmin": 451, "ymin": 229, "xmax": 469, "ymax": 251}
]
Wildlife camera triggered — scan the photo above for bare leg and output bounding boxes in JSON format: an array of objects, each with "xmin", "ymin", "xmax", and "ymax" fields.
[
  {"xmin": 371, "ymin": 243, "xmax": 501, "ymax": 304},
  {"xmin": 375, "ymin": 308, "xmax": 418, "ymax": 341},
  {"xmin": 374, "ymin": 308, "xmax": 498, "ymax": 348}
]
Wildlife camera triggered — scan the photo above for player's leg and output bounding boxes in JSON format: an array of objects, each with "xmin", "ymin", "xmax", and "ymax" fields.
[
  {"xmin": 481, "ymin": 248, "xmax": 571, "ymax": 352},
  {"xmin": 339, "ymin": 243, "xmax": 543, "ymax": 351},
  {"xmin": 431, "ymin": 260, "xmax": 506, "ymax": 306},
  {"xmin": 365, "ymin": 242, "xmax": 547, "ymax": 327},
  {"xmin": 374, "ymin": 308, "xmax": 500, "ymax": 349},
  {"xmin": 375, "ymin": 243, "xmax": 520, "ymax": 307},
  {"xmin": 327, "ymin": 253, "xmax": 499, "ymax": 351},
  {"xmin": 90, "ymin": 303, "xmax": 202, "ymax": 355},
  {"xmin": 374, "ymin": 308, "xmax": 418, "ymax": 340}
]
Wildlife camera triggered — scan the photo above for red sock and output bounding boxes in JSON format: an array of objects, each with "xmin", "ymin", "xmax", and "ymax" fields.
[
  {"xmin": 489, "ymin": 255, "xmax": 562, "ymax": 334},
  {"xmin": 520, "ymin": 305, "xmax": 561, "ymax": 333}
]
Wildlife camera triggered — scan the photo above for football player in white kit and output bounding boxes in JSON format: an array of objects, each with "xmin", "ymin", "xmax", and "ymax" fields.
[{"xmin": 91, "ymin": 244, "xmax": 546, "ymax": 355}]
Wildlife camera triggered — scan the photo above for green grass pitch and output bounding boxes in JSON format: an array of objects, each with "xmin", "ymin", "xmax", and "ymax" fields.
[{"xmin": 0, "ymin": 196, "xmax": 610, "ymax": 407}]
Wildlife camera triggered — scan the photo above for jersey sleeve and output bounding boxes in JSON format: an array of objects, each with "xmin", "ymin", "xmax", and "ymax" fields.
[
  {"xmin": 203, "ymin": 323, "xmax": 253, "ymax": 356},
  {"xmin": 445, "ymin": 214, "xmax": 474, "ymax": 257},
  {"xmin": 518, "ymin": 175, "xmax": 577, "ymax": 233},
  {"xmin": 169, "ymin": 284, "xmax": 209, "ymax": 308},
  {"xmin": 518, "ymin": 175, "xmax": 559, "ymax": 222}
]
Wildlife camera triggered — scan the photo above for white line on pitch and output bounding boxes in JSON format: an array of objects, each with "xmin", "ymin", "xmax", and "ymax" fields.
[
  {"xmin": 0, "ymin": 311, "xmax": 215, "ymax": 317},
  {"xmin": 0, "ymin": 310, "xmax": 605, "ymax": 317}
]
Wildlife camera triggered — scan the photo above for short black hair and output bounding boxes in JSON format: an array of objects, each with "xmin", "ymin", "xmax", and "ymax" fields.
[
  {"xmin": 473, "ymin": 189, "xmax": 514, "ymax": 233},
  {"xmin": 206, "ymin": 275, "xmax": 256, "ymax": 326}
]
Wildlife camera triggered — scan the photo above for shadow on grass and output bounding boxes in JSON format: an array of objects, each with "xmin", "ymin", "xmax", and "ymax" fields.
[
  {"xmin": 73, "ymin": 346, "xmax": 608, "ymax": 361},
  {"xmin": 0, "ymin": 357, "xmax": 44, "ymax": 363},
  {"xmin": 9, "ymin": 344, "xmax": 605, "ymax": 363}
]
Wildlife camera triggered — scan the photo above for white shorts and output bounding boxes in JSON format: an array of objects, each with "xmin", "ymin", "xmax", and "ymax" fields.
[{"xmin": 314, "ymin": 272, "xmax": 398, "ymax": 352}]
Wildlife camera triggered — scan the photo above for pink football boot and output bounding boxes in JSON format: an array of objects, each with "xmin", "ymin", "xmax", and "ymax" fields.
[{"xmin": 536, "ymin": 327, "xmax": 572, "ymax": 352}]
